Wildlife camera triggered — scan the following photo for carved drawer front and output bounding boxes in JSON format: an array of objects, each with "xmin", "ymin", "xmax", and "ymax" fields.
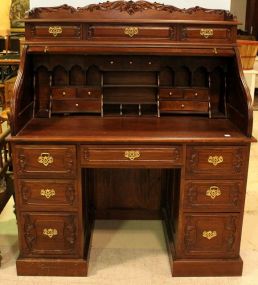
[
  {"xmin": 183, "ymin": 213, "xmax": 241, "ymax": 258},
  {"xmin": 20, "ymin": 213, "xmax": 80, "ymax": 257},
  {"xmin": 52, "ymin": 99, "xmax": 101, "ymax": 113},
  {"xmin": 51, "ymin": 87, "xmax": 76, "ymax": 99},
  {"xmin": 28, "ymin": 24, "xmax": 81, "ymax": 40},
  {"xmin": 159, "ymin": 88, "xmax": 183, "ymax": 99},
  {"xmin": 183, "ymin": 180, "xmax": 244, "ymax": 212},
  {"xmin": 14, "ymin": 145, "xmax": 76, "ymax": 178},
  {"xmin": 80, "ymin": 146, "xmax": 182, "ymax": 167},
  {"xmin": 183, "ymin": 88, "xmax": 209, "ymax": 100},
  {"xmin": 159, "ymin": 101, "xmax": 209, "ymax": 112},
  {"xmin": 17, "ymin": 179, "xmax": 78, "ymax": 210},
  {"xmin": 180, "ymin": 26, "xmax": 232, "ymax": 43},
  {"xmin": 77, "ymin": 87, "xmax": 101, "ymax": 99},
  {"xmin": 88, "ymin": 25, "xmax": 174, "ymax": 40},
  {"xmin": 186, "ymin": 146, "xmax": 247, "ymax": 179}
]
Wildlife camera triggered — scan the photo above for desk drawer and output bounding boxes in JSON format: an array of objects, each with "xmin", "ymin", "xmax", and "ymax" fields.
[
  {"xmin": 51, "ymin": 87, "xmax": 76, "ymax": 99},
  {"xmin": 159, "ymin": 101, "xmax": 208, "ymax": 112},
  {"xmin": 20, "ymin": 213, "xmax": 80, "ymax": 257},
  {"xmin": 52, "ymin": 99, "xmax": 101, "ymax": 113},
  {"xmin": 14, "ymin": 145, "xmax": 76, "ymax": 178},
  {"xmin": 181, "ymin": 26, "xmax": 232, "ymax": 43},
  {"xmin": 88, "ymin": 25, "xmax": 174, "ymax": 40},
  {"xmin": 182, "ymin": 213, "xmax": 241, "ymax": 258},
  {"xmin": 183, "ymin": 180, "xmax": 244, "ymax": 212},
  {"xmin": 159, "ymin": 88, "xmax": 183, "ymax": 99},
  {"xmin": 183, "ymin": 88, "xmax": 209, "ymax": 100},
  {"xmin": 186, "ymin": 146, "xmax": 248, "ymax": 179},
  {"xmin": 80, "ymin": 146, "xmax": 182, "ymax": 167},
  {"xmin": 28, "ymin": 24, "xmax": 81, "ymax": 40},
  {"xmin": 17, "ymin": 179, "xmax": 78, "ymax": 210}
]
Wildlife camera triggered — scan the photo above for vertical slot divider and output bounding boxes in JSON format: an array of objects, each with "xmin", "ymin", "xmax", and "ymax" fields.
[
  {"xmin": 157, "ymin": 71, "xmax": 160, "ymax": 117},
  {"xmin": 48, "ymin": 73, "xmax": 53, "ymax": 118},
  {"xmin": 224, "ymin": 72, "xmax": 228, "ymax": 118},
  {"xmin": 101, "ymin": 72, "xmax": 104, "ymax": 117},
  {"xmin": 208, "ymin": 73, "xmax": 212, "ymax": 119}
]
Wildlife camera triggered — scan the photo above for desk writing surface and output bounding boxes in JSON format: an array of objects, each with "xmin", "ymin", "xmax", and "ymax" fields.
[{"xmin": 13, "ymin": 116, "xmax": 251, "ymax": 143}]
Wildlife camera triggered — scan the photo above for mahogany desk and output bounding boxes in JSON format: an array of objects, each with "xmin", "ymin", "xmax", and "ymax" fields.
[{"xmin": 9, "ymin": 1, "xmax": 255, "ymax": 277}]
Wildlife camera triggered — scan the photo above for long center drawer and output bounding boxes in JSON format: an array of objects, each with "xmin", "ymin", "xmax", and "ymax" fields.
[{"xmin": 80, "ymin": 145, "xmax": 182, "ymax": 167}]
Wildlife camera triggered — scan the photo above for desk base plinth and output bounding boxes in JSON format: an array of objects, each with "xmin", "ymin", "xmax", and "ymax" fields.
[
  {"xmin": 16, "ymin": 258, "xmax": 88, "ymax": 276},
  {"xmin": 171, "ymin": 257, "xmax": 243, "ymax": 277}
]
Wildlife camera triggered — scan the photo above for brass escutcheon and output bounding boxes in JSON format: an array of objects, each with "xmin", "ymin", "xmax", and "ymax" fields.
[
  {"xmin": 38, "ymin": 153, "xmax": 54, "ymax": 167},
  {"xmin": 208, "ymin": 155, "xmax": 223, "ymax": 166},
  {"xmin": 124, "ymin": 150, "xmax": 141, "ymax": 161},
  {"xmin": 43, "ymin": 228, "xmax": 58, "ymax": 238},
  {"xmin": 202, "ymin": 230, "xmax": 217, "ymax": 240},
  {"xmin": 200, "ymin": 28, "xmax": 214, "ymax": 39},
  {"xmin": 124, "ymin": 27, "xmax": 139, "ymax": 38},
  {"xmin": 40, "ymin": 188, "xmax": 56, "ymax": 199},
  {"xmin": 48, "ymin": 26, "xmax": 63, "ymax": 37},
  {"xmin": 206, "ymin": 186, "xmax": 221, "ymax": 199}
]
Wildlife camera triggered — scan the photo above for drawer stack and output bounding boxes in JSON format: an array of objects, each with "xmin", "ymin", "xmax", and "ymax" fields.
[
  {"xmin": 181, "ymin": 145, "xmax": 248, "ymax": 259},
  {"xmin": 13, "ymin": 145, "xmax": 82, "ymax": 259}
]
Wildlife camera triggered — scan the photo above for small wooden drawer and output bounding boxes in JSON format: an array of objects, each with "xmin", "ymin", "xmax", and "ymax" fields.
[
  {"xmin": 186, "ymin": 146, "xmax": 248, "ymax": 179},
  {"xmin": 77, "ymin": 87, "xmax": 101, "ymax": 99},
  {"xmin": 181, "ymin": 26, "xmax": 232, "ymax": 43},
  {"xmin": 20, "ymin": 212, "xmax": 80, "ymax": 257},
  {"xmin": 28, "ymin": 24, "xmax": 81, "ymax": 40},
  {"xmin": 14, "ymin": 145, "xmax": 76, "ymax": 178},
  {"xmin": 51, "ymin": 87, "xmax": 76, "ymax": 99},
  {"xmin": 52, "ymin": 99, "xmax": 101, "ymax": 113},
  {"xmin": 183, "ymin": 180, "xmax": 244, "ymax": 212},
  {"xmin": 80, "ymin": 146, "xmax": 182, "ymax": 167},
  {"xmin": 17, "ymin": 179, "xmax": 78, "ymax": 210},
  {"xmin": 159, "ymin": 88, "xmax": 183, "ymax": 99},
  {"xmin": 182, "ymin": 213, "xmax": 241, "ymax": 258},
  {"xmin": 183, "ymin": 88, "xmax": 209, "ymax": 100},
  {"xmin": 159, "ymin": 101, "xmax": 208, "ymax": 112},
  {"xmin": 88, "ymin": 25, "xmax": 174, "ymax": 40}
]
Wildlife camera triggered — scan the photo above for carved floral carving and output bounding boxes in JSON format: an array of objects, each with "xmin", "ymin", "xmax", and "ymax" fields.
[{"xmin": 26, "ymin": 1, "xmax": 234, "ymax": 19}]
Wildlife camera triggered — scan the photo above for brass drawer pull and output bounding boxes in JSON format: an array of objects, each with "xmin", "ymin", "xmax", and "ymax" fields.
[
  {"xmin": 48, "ymin": 26, "xmax": 63, "ymax": 37},
  {"xmin": 208, "ymin": 155, "xmax": 223, "ymax": 166},
  {"xmin": 38, "ymin": 153, "xmax": 54, "ymax": 167},
  {"xmin": 200, "ymin": 28, "xmax": 214, "ymax": 39},
  {"xmin": 206, "ymin": 186, "xmax": 221, "ymax": 199},
  {"xmin": 40, "ymin": 188, "xmax": 56, "ymax": 199},
  {"xmin": 43, "ymin": 228, "xmax": 58, "ymax": 238},
  {"xmin": 124, "ymin": 27, "xmax": 139, "ymax": 38},
  {"xmin": 124, "ymin": 150, "xmax": 140, "ymax": 161},
  {"xmin": 202, "ymin": 230, "xmax": 217, "ymax": 240}
]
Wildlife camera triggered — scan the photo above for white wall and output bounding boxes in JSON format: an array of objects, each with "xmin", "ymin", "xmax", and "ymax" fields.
[
  {"xmin": 230, "ymin": 0, "xmax": 247, "ymax": 30},
  {"xmin": 30, "ymin": 0, "xmax": 231, "ymax": 10}
]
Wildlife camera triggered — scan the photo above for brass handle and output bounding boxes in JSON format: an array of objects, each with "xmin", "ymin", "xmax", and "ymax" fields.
[
  {"xmin": 124, "ymin": 150, "xmax": 140, "ymax": 161},
  {"xmin": 181, "ymin": 104, "xmax": 185, "ymax": 108},
  {"xmin": 200, "ymin": 28, "xmax": 214, "ymax": 39},
  {"xmin": 48, "ymin": 26, "xmax": 63, "ymax": 37},
  {"xmin": 202, "ymin": 230, "xmax": 217, "ymax": 240},
  {"xmin": 88, "ymin": 91, "xmax": 91, "ymax": 95},
  {"xmin": 62, "ymin": 91, "xmax": 66, "ymax": 96},
  {"xmin": 208, "ymin": 155, "xmax": 223, "ymax": 166},
  {"xmin": 206, "ymin": 186, "xmax": 221, "ymax": 199},
  {"xmin": 38, "ymin": 153, "xmax": 54, "ymax": 167},
  {"xmin": 40, "ymin": 189, "xmax": 56, "ymax": 199},
  {"xmin": 169, "ymin": 92, "xmax": 173, "ymax": 96},
  {"xmin": 194, "ymin": 92, "xmax": 198, "ymax": 97},
  {"xmin": 124, "ymin": 27, "xmax": 139, "ymax": 38},
  {"xmin": 43, "ymin": 228, "xmax": 58, "ymax": 238}
]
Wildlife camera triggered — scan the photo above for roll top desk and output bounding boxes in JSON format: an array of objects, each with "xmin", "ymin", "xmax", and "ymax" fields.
[{"xmin": 9, "ymin": 1, "xmax": 255, "ymax": 277}]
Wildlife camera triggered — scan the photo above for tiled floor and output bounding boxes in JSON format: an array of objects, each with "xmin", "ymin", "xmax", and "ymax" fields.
[{"xmin": 0, "ymin": 112, "xmax": 257, "ymax": 285}]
